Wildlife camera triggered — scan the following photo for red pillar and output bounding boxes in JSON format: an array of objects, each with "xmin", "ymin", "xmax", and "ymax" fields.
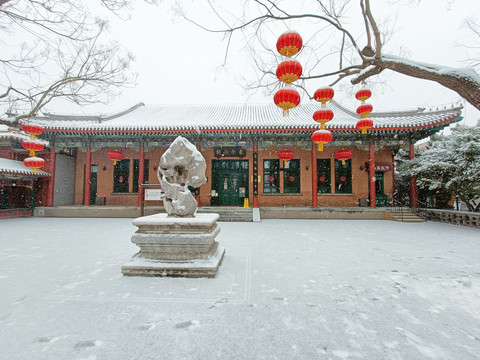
[
  {"xmin": 195, "ymin": 143, "xmax": 201, "ymax": 206},
  {"xmin": 253, "ymin": 142, "xmax": 259, "ymax": 207},
  {"xmin": 137, "ymin": 144, "xmax": 145, "ymax": 206},
  {"xmin": 369, "ymin": 144, "xmax": 376, "ymax": 208},
  {"xmin": 84, "ymin": 145, "xmax": 91, "ymax": 206},
  {"xmin": 409, "ymin": 143, "xmax": 419, "ymax": 208},
  {"xmin": 46, "ymin": 146, "xmax": 56, "ymax": 206},
  {"xmin": 311, "ymin": 144, "xmax": 318, "ymax": 207}
]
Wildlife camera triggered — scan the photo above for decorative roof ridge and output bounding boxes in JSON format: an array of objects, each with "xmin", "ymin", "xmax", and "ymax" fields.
[{"xmin": 39, "ymin": 102, "xmax": 146, "ymax": 123}]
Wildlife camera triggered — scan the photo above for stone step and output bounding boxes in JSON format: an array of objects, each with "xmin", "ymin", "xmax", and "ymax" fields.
[
  {"xmin": 197, "ymin": 207, "xmax": 254, "ymax": 222},
  {"xmin": 384, "ymin": 210, "xmax": 426, "ymax": 223}
]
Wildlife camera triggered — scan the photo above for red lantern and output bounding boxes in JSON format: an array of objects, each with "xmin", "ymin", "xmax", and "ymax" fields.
[
  {"xmin": 314, "ymin": 88, "xmax": 334, "ymax": 107},
  {"xmin": 107, "ymin": 150, "xmax": 124, "ymax": 165},
  {"xmin": 22, "ymin": 140, "xmax": 44, "ymax": 157},
  {"xmin": 335, "ymin": 150, "xmax": 352, "ymax": 165},
  {"xmin": 274, "ymin": 89, "xmax": 300, "ymax": 116},
  {"xmin": 23, "ymin": 156, "xmax": 45, "ymax": 173},
  {"xmin": 311, "ymin": 130, "xmax": 332, "ymax": 152},
  {"xmin": 340, "ymin": 176, "xmax": 346, "ymax": 182},
  {"xmin": 355, "ymin": 89, "xmax": 372, "ymax": 103},
  {"xmin": 357, "ymin": 119, "xmax": 374, "ymax": 134},
  {"xmin": 319, "ymin": 176, "xmax": 325, "ymax": 182},
  {"xmin": 288, "ymin": 175, "xmax": 295, "ymax": 182},
  {"xmin": 313, "ymin": 110, "xmax": 334, "ymax": 129},
  {"xmin": 276, "ymin": 31, "xmax": 303, "ymax": 57},
  {"xmin": 276, "ymin": 60, "xmax": 302, "ymax": 84},
  {"xmin": 357, "ymin": 104, "xmax": 373, "ymax": 118},
  {"xmin": 268, "ymin": 175, "xmax": 275, "ymax": 182},
  {"xmin": 22, "ymin": 124, "xmax": 44, "ymax": 138},
  {"xmin": 278, "ymin": 150, "xmax": 294, "ymax": 166}
]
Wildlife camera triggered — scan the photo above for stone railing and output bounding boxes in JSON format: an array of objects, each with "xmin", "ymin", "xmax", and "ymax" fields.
[{"xmin": 422, "ymin": 209, "xmax": 480, "ymax": 229}]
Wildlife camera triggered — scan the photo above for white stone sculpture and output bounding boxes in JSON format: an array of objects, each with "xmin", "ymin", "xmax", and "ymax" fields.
[
  {"xmin": 121, "ymin": 136, "xmax": 225, "ymax": 277},
  {"xmin": 157, "ymin": 136, "xmax": 206, "ymax": 217}
]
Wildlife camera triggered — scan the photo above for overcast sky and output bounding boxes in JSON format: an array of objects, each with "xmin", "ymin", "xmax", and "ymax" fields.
[{"xmin": 57, "ymin": 0, "xmax": 480, "ymax": 126}]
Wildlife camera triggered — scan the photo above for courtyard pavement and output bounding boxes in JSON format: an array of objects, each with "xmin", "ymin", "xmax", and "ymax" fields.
[{"xmin": 1, "ymin": 217, "xmax": 480, "ymax": 360}]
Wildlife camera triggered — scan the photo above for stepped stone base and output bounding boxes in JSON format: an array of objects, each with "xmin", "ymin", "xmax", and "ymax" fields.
[{"xmin": 121, "ymin": 213, "xmax": 225, "ymax": 278}]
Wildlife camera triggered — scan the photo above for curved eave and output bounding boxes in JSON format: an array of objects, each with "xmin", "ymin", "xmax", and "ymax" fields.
[
  {"xmin": 43, "ymin": 114, "xmax": 461, "ymax": 137},
  {"xmin": 0, "ymin": 170, "xmax": 51, "ymax": 178}
]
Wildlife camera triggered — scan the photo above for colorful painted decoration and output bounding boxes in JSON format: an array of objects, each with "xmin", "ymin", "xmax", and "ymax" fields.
[
  {"xmin": 335, "ymin": 150, "xmax": 352, "ymax": 165},
  {"xmin": 276, "ymin": 31, "xmax": 303, "ymax": 57},
  {"xmin": 355, "ymin": 89, "xmax": 372, "ymax": 103},
  {"xmin": 22, "ymin": 124, "xmax": 44, "ymax": 138},
  {"xmin": 356, "ymin": 118, "xmax": 374, "ymax": 134},
  {"xmin": 313, "ymin": 110, "xmax": 334, "ymax": 130},
  {"xmin": 278, "ymin": 150, "xmax": 294, "ymax": 166},
  {"xmin": 276, "ymin": 60, "xmax": 303, "ymax": 84},
  {"xmin": 274, "ymin": 88, "xmax": 300, "ymax": 116},
  {"xmin": 23, "ymin": 157, "xmax": 45, "ymax": 173},
  {"xmin": 311, "ymin": 129, "xmax": 332, "ymax": 152},
  {"xmin": 356, "ymin": 104, "xmax": 373, "ymax": 118},
  {"xmin": 107, "ymin": 150, "xmax": 124, "ymax": 166}
]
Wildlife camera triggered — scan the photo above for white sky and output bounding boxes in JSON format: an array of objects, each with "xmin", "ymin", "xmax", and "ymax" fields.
[{"xmin": 54, "ymin": 0, "xmax": 480, "ymax": 126}]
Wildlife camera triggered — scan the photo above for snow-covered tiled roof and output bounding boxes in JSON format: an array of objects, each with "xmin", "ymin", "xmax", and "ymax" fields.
[
  {"xmin": 26, "ymin": 101, "xmax": 462, "ymax": 133},
  {"xmin": 0, "ymin": 124, "xmax": 49, "ymax": 145},
  {"xmin": 0, "ymin": 158, "xmax": 51, "ymax": 177}
]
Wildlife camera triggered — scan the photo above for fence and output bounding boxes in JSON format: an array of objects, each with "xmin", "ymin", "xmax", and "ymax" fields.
[{"xmin": 422, "ymin": 209, "xmax": 480, "ymax": 229}]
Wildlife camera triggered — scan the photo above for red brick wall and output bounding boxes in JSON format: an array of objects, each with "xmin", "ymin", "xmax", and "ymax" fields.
[{"xmin": 73, "ymin": 144, "xmax": 395, "ymax": 207}]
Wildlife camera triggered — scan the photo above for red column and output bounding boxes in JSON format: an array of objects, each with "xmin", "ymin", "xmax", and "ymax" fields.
[
  {"xmin": 195, "ymin": 143, "xmax": 201, "ymax": 206},
  {"xmin": 409, "ymin": 143, "xmax": 418, "ymax": 208},
  {"xmin": 311, "ymin": 144, "xmax": 318, "ymax": 207},
  {"xmin": 253, "ymin": 142, "xmax": 259, "ymax": 207},
  {"xmin": 84, "ymin": 145, "xmax": 91, "ymax": 206},
  {"xmin": 46, "ymin": 146, "xmax": 56, "ymax": 206},
  {"xmin": 137, "ymin": 144, "xmax": 145, "ymax": 206},
  {"xmin": 369, "ymin": 144, "xmax": 376, "ymax": 208}
]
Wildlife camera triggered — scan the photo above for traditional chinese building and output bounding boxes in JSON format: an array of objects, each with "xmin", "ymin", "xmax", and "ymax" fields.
[{"xmin": 3, "ymin": 101, "xmax": 463, "ymax": 210}]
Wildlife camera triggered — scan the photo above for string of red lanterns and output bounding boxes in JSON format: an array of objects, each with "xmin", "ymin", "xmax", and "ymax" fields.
[
  {"xmin": 22, "ymin": 124, "xmax": 45, "ymax": 173},
  {"xmin": 355, "ymin": 88, "xmax": 374, "ymax": 134},
  {"xmin": 311, "ymin": 87, "xmax": 335, "ymax": 151},
  {"xmin": 274, "ymin": 31, "xmax": 303, "ymax": 117}
]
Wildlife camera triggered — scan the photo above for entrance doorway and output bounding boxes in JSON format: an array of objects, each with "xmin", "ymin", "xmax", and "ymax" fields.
[
  {"xmin": 375, "ymin": 171, "xmax": 387, "ymax": 207},
  {"xmin": 211, "ymin": 160, "xmax": 249, "ymax": 206}
]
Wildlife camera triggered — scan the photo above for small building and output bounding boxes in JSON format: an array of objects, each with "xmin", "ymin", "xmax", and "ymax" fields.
[
  {"xmin": 0, "ymin": 125, "xmax": 51, "ymax": 218},
  {"xmin": 3, "ymin": 101, "xmax": 463, "ymax": 210}
]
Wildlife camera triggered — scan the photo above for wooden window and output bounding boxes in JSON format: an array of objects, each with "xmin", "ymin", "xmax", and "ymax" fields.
[
  {"xmin": 263, "ymin": 159, "xmax": 280, "ymax": 193},
  {"xmin": 317, "ymin": 159, "xmax": 331, "ymax": 194},
  {"xmin": 113, "ymin": 159, "xmax": 130, "ymax": 193},
  {"xmin": 283, "ymin": 159, "xmax": 300, "ymax": 193},
  {"xmin": 334, "ymin": 159, "xmax": 352, "ymax": 194}
]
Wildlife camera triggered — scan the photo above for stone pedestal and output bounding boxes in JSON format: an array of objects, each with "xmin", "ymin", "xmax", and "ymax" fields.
[{"xmin": 121, "ymin": 213, "xmax": 225, "ymax": 278}]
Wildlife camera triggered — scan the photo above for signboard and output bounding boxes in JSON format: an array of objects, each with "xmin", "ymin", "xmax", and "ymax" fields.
[
  {"xmin": 214, "ymin": 146, "xmax": 247, "ymax": 158},
  {"xmin": 374, "ymin": 163, "xmax": 392, "ymax": 172},
  {"xmin": 144, "ymin": 189, "xmax": 163, "ymax": 201}
]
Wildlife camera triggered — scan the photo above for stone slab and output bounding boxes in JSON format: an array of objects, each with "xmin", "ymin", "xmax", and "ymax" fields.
[
  {"xmin": 133, "ymin": 213, "xmax": 220, "ymax": 234},
  {"xmin": 121, "ymin": 244, "xmax": 226, "ymax": 278}
]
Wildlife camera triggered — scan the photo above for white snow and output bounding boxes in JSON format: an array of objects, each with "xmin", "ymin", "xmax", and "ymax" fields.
[{"xmin": 1, "ymin": 217, "xmax": 480, "ymax": 359}]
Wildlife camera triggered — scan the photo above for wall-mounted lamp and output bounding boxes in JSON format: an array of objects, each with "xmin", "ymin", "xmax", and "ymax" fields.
[{"xmin": 102, "ymin": 166, "xmax": 107, "ymax": 171}]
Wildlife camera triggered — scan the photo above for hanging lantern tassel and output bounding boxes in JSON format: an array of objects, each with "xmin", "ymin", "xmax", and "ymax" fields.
[{"xmin": 311, "ymin": 130, "xmax": 332, "ymax": 152}]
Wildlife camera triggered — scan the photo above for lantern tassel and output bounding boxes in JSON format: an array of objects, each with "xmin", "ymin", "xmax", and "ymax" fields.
[
  {"xmin": 342, "ymin": 160, "xmax": 346, "ymax": 165},
  {"xmin": 29, "ymin": 150, "xmax": 35, "ymax": 157},
  {"xmin": 361, "ymin": 128, "xmax": 367, "ymax": 135},
  {"xmin": 317, "ymin": 143, "xmax": 324, "ymax": 152}
]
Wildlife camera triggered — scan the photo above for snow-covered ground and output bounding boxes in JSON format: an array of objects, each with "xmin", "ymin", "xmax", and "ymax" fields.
[{"xmin": 1, "ymin": 217, "xmax": 480, "ymax": 360}]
